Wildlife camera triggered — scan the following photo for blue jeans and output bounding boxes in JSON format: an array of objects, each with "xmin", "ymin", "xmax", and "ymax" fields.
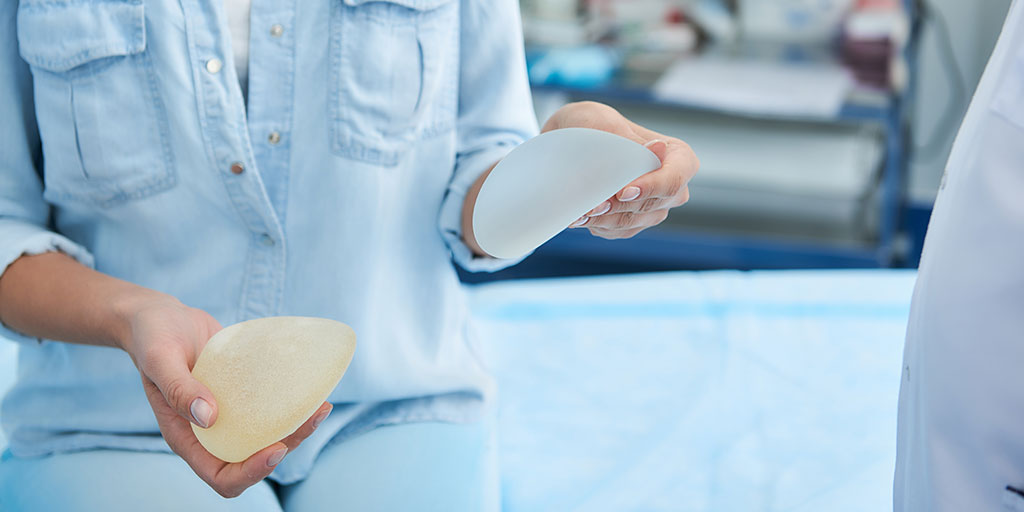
[{"xmin": 0, "ymin": 419, "xmax": 498, "ymax": 511}]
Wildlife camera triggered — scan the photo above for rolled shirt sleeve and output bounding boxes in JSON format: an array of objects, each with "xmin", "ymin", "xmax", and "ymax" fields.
[
  {"xmin": 0, "ymin": 2, "xmax": 94, "ymax": 344},
  {"xmin": 438, "ymin": 0, "xmax": 540, "ymax": 273}
]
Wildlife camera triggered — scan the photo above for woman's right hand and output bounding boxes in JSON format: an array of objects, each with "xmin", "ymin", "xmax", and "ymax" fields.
[
  {"xmin": 121, "ymin": 296, "xmax": 331, "ymax": 498},
  {"xmin": 0, "ymin": 253, "xmax": 328, "ymax": 497}
]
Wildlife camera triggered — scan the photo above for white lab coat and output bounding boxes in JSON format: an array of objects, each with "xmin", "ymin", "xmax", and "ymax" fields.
[{"xmin": 895, "ymin": 1, "xmax": 1024, "ymax": 510}]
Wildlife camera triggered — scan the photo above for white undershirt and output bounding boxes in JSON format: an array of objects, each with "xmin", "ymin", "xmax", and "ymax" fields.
[{"xmin": 224, "ymin": 0, "xmax": 251, "ymax": 100}]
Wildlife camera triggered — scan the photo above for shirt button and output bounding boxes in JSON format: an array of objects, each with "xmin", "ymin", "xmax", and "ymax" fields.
[
  {"xmin": 270, "ymin": 24, "xmax": 284, "ymax": 38},
  {"xmin": 260, "ymin": 233, "xmax": 275, "ymax": 247},
  {"xmin": 267, "ymin": 131, "xmax": 281, "ymax": 145},
  {"xmin": 230, "ymin": 162, "xmax": 245, "ymax": 175},
  {"xmin": 206, "ymin": 58, "xmax": 223, "ymax": 74}
]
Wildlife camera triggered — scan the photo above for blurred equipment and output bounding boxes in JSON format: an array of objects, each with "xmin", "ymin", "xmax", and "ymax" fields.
[
  {"xmin": 521, "ymin": 0, "xmax": 701, "ymax": 88},
  {"xmin": 656, "ymin": 112, "xmax": 884, "ymax": 233},
  {"xmin": 520, "ymin": 0, "xmax": 591, "ymax": 47},
  {"xmin": 528, "ymin": 46, "xmax": 620, "ymax": 88},
  {"xmin": 842, "ymin": 0, "xmax": 913, "ymax": 91},
  {"xmin": 737, "ymin": 0, "xmax": 855, "ymax": 42},
  {"xmin": 652, "ymin": 56, "xmax": 855, "ymax": 117},
  {"xmin": 690, "ymin": 0, "xmax": 739, "ymax": 43},
  {"xmin": 521, "ymin": 0, "xmax": 580, "ymax": 21}
]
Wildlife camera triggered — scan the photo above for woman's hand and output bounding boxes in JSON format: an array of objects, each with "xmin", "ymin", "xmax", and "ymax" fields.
[
  {"xmin": 0, "ymin": 253, "xmax": 328, "ymax": 497},
  {"xmin": 543, "ymin": 101, "xmax": 700, "ymax": 240},
  {"xmin": 121, "ymin": 296, "xmax": 331, "ymax": 498}
]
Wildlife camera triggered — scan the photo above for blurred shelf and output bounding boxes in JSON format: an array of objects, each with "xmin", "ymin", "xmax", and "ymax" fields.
[
  {"xmin": 457, "ymin": 228, "xmax": 890, "ymax": 284},
  {"xmin": 542, "ymin": 228, "xmax": 890, "ymax": 269},
  {"xmin": 530, "ymin": 80, "xmax": 896, "ymax": 125}
]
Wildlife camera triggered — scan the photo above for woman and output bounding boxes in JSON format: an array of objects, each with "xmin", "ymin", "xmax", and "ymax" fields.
[{"xmin": 0, "ymin": 0, "xmax": 697, "ymax": 509}]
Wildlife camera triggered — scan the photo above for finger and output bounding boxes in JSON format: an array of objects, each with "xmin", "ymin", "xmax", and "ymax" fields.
[
  {"xmin": 204, "ymin": 314, "xmax": 224, "ymax": 336},
  {"xmin": 578, "ymin": 139, "xmax": 677, "ymax": 219},
  {"xmin": 582, "ymin": 182, "xmax": 668, "ymax": 221},
  {"xmin": 145, "ymin": 353, "xmax": 219, "ymax": 429},
  {"xmin": 585, "ymin": 209, "xmax": 669, "ymax": 231},
  {"xmin": 182, "ymin": 403, "xmax": 330, "ymax": 481},
  {"xmin": 279, "ymin": 402, "xmax": 332, "ymax": 452},
  {"xmin": 643, "ymin": 139, "xmax": 669, "ymax": 163},
  {"xmin": 143, "ymin": 370, "xmax": 293, "ymax": 499},
  {"xmin": 617, "ymin": 168, "xmax": 683, "ymax": 203},
  {"xmin": 616, "ymin": 142, "xmax": 697, "ymax": 204},
  {"xmin": 141, "ymin": 374, "xmax": 187, "ymax": 427},
  {"xmin": 154, "ymin": 388, "xmax": 285, "ymax": 498},
  {"xmin": 163, "ymin": 404, "xmax": 283, "ymax": 498},
  {"xmin": 597, "ymin": 195, "xmax": 673, "ymax": 216},
  {"xmin": 590, "ymin": 226, "xmax": 645, "ymax": 240},
  {"xmin": 205, "ymin": 442, "xmax": 288, "ymax": 498},
  {"xmin": 568, "ymin": 215, "xmax": 590, "ymax": 229},
  {"xmin": 606, "ymin": 140, "xmax": 666, "ymax": 205},
  {"xmin": 148, "ymin": 379, "xmax": 223, "ymax": 473},
  {"xmin": 584, "ymin": 200, "xmax": 613, "ymax": 218},
  {"xmin": 204, "ymin": 402, "xmax": 331, "ymax": 497},
  {"xmin": 147, "ymin": 381, "xmax": 237, "ymax": 494}
]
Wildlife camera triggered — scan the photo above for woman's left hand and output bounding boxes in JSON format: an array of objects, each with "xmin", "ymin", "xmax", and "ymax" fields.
[{"xmin": 543, "ymin": 101, "xmax": 700, "ymax": 240}]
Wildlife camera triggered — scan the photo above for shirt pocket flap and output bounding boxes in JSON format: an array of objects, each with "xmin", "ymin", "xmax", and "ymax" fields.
[
  {"xmin": 342, "ymin": 0, "xmax": 453, "ymax": 11},
  {"xmin": 17, "ymin": 0, "xmax": 146, "ymax": 73}
]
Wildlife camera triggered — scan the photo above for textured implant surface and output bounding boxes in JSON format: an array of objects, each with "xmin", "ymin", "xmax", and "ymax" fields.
[{"xmin": 191, "ymin": 317, "xmax": 357, "ymax": 463}]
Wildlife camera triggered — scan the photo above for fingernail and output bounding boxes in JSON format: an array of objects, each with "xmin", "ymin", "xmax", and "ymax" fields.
[
  {"xmin": 312, "ymin": 410, "xmax": 330, "ymax": 430},
  {"xmin": 588, "ymin": 201, "xmax": 611, "ymax": 217},
  {"xmin": 190, "ymin": 398, "xmax": 212, "ymax": 428},
  {"xmin": 643, "ymin": 139, "xmax": 664, "ymax": 148},
  {"xmin": 267, "ymin": 447, "xmax": 287, "ymax": 467},
  {"xmin": 620, "ymin": 186, "xmax": 641, "ymax": 201},
  {"xmin": 569, "ymin": 216, "xmax": 589, "ymax": 228}
]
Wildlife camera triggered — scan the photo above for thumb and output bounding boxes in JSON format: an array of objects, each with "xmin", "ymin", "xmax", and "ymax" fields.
[
  {"xmin": 148, "ymin": 357, "xmax": 219, "ymax": 429},
  {"xmin": 643, "ymin": 139, "xmax": 668, "ymax": 164}
]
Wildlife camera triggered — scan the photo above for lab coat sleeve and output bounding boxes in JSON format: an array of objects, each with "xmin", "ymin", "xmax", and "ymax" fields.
[
  {"xmin": 0, "ymin": 2, "xmax": 95, "ymax": 345},
  {"xmin": 438, "ymin": 0, "xmax": 540, "ymax": 273}
]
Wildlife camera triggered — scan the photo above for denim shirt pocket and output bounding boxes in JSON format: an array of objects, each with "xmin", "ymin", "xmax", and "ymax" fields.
[
  {"xmin": 328, "ymin": 0, "xmax": 458, "ymax": 167},
  {"xmin": 17, "ymin": 0, "xmax": 176, "ymax": 209}
]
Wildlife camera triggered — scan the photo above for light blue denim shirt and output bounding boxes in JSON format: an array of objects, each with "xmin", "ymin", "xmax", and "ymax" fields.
[{"xmin": 0, "ymin": 0, "xmax": 537, "ymax": 483}]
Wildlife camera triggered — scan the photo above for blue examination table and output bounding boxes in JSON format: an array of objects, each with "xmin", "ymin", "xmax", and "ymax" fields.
[{"xmin": 0, "ymin": 270, "xmax": 917, "ymax": 511}]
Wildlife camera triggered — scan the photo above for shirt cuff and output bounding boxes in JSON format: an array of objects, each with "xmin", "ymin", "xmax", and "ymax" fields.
[
  {"xmin": 439, "ymin": 143, "xmax": 532, "ymax": 273},
  {"xmin": 0, "ymin": 219, "xmax": 95, "ymax": 345}
]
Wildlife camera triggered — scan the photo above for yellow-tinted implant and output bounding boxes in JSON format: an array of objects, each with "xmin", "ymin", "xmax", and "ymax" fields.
[{"xmin": 191, "ymin": 316, "xmax": 357, "ymax": 463}]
